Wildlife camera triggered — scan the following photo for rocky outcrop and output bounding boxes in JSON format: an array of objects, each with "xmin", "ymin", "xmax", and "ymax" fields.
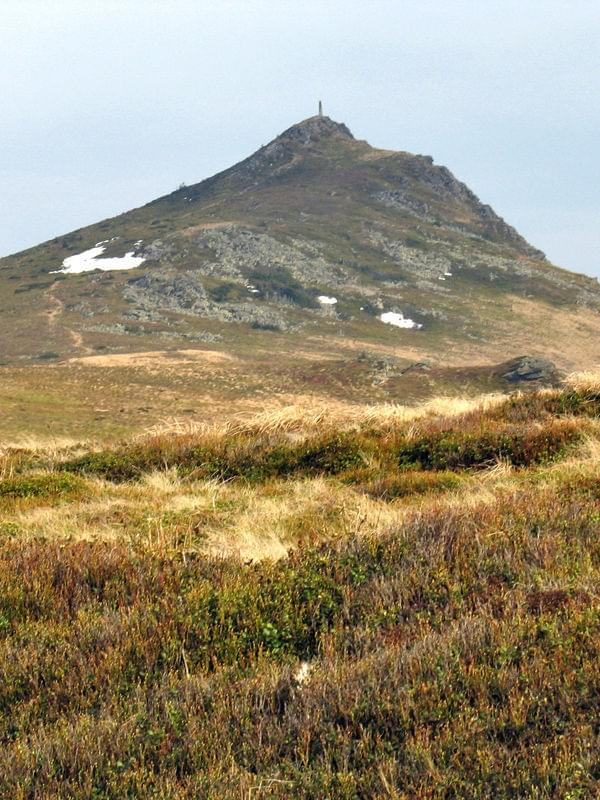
[
  {"xmin": 274, "ymin": 115, "xmax": 354, "ymax": 146},
  {"xmin": 196, "ymin": 225, "xmax": 348, "ymax": 287},
  {"xmin": 373, "ymin": 156, "xmax": 545, "ymax": 260},
  {"xmin": 4, "ymin": 111, "xmax": 599, "ymax": 366},
  {"xmin": 123, "ymin": 270, "xmax": 294, "ymax": 331},
  {"xmin": 498, "ymin": 356, "xmax": 561, "ymax": 384}
]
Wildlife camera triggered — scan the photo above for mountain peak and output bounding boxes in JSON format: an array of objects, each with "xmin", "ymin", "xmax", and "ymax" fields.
[
  {"xmin": 3, "ymin": 110, "xmax": 597, "ymax": 373},
  {"xmin": 240, "ymin": 114, "xmax": 356, "ymax": 176},
  {"xmin": 274, "ymin": 115, "xmax": 355, "ymax": 146}
]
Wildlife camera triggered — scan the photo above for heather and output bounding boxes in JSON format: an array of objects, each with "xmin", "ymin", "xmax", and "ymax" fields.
[{"xmin": 0, "ymin": 380, "xmax": 599, "ymax": 797}]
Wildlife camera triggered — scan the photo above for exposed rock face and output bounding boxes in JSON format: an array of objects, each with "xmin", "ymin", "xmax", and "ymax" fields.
[
  {"xmin": 140, "ymin": 240, "xmax": 176, "ymax": 261},
  {"xmin": 499, "ymin": 356, "xmax": 560, "ymax": 384},
  {"xmin": 201, "ymin": 116, "xmax": 355, "ymax": 187},
  {"xmin": 125, "ymin": 271, "xmax": 209, "ymax": 314},
  {"xmin": 274, "ymin": 115, "xmax": 354, "ymax": 146},
  {"xmin": 124, "ymin": 270, "xmax": 294, "ymax": 331},
  {"xmin": 373, "ymin": 159, "xmax": 545, "ymax": 260},
  {"xmin": 356, "ymin": 352, "xmax": 431, "ymax": 386},
  {"xmin": 196, "ymin": 226, "xmax": 348, "ymax": 287}
]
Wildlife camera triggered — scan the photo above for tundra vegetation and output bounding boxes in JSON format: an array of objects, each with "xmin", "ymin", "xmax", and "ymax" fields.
[{"xmin": 1, "ymin": 372, "xmax": 600, "ymax": 798}]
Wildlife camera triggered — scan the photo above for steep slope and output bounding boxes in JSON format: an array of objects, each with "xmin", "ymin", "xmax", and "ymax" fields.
[{"xmin": 1, "ymin": 115, "xmax": 599, "ymax": 388}]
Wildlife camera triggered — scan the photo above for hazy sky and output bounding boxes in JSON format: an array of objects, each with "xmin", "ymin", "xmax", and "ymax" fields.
[{"xmin": 1, "ymin": 0, "xmax": 598, "ymax": 276}]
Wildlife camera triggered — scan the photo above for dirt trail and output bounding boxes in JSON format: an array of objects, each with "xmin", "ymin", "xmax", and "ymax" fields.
[
  {"xmin": 44, "ymin": 282, "xmax": 93, "ymax": 355},
  {"xmin": 44, "ymin": 282, "xmax": 64, "ymax": 327}
]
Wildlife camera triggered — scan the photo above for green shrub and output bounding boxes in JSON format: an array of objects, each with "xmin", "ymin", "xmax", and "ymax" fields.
[
  {"xmin": 250, "ymin": 320, "xmax": 280, "ymax": 331},
  {"xmin": 396, "ymin": 421, "xmax": 580, "ymax": 470},
  {"xmin": 65, "ymin": 433, "xmax": 369, "ymax": 483},
  {"xmin": 208, "ymin": 282, "xmax": 247, "ymax": 303},
  {"xmin": 0, "ymin": 472, "xmax": 86, "ymax": 502},
  {"xmin": 0, "ymin": 460, "xmax": 599, "ymax": 795},
  {"xmin": 248, "ymin": 265, "xmax": 318, "ymax": 308},
  {"xmin": 358, "ymin": 469, "xmax": 462, "ymax": 500},
  {"xmin": 490, "ymin": 389, "xmax": 600, "ymax": 423}
]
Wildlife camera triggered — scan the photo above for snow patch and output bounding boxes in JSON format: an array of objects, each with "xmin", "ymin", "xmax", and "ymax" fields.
[
  {"xmin": 380, "ymin": 311, "xmax": 422, "ymax": 330},
  {"xmin": 318, "ymin": 295, "xmax": 337, "ymax": 305},
  {"xmin": 51, "ymin": 246, "xmax": 146, "ymax": 275}
]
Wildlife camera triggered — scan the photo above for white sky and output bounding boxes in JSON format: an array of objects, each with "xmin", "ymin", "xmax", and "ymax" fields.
[{"xmin": 1, "ymin": 0, "xmax": 598, "ymax": 276}]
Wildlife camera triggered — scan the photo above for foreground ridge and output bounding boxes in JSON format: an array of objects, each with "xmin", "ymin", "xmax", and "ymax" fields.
[{"xmin": 1, "ymin": 373, "xmax": 600, "ymax": 795}]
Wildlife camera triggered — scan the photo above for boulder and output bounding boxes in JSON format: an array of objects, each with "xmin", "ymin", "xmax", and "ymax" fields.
[{"xmin": 499, "ymin": 356, "xmax": 560, "ymax": 384}]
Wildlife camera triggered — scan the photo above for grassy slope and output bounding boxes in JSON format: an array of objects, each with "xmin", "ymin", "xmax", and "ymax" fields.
[
  {"xmin": 1, "ymin": 375, "xmax": 600, "ymax": 796},
  {"xmin": 1, "ymin": 118, "xmax": 600, "ymax": 376}
]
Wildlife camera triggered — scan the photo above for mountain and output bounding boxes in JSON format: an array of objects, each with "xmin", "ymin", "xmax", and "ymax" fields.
[{"xmin": 1, "ymin": 114, "xmax": 600, "ymax": 434}]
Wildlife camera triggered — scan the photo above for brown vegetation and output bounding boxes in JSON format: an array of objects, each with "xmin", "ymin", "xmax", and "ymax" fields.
[{"xmin": 1, "ymin": 377, "xmax": 600, "ymax": 796}]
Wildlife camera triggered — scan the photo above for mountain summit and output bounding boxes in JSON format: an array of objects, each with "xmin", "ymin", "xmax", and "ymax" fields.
[
  {"xmin": 1, "ymin": 114, "xmax": 599, "ymax": 386},
  {"xmin": 274, "ymin": 114, "xmax": 355, "ymax": 143}
]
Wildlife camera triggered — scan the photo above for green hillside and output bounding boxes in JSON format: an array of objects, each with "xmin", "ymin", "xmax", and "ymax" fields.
[{"xmin": 1, "ymin": 115, "xmax": 599, "ymax": 382}]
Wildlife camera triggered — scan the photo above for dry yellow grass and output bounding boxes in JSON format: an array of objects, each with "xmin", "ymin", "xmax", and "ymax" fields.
[
  {"xmin": 67, "ymin": 348, "xmax": 236, "ymax": 368},
  {"xmin": 134, "ymin": 391, "xmax": 509, "ymax": 444},
  {"xmin": 7, "ymin": 450, "xmax": 587, "ymax": 562},
  {"xmin": 5, "ymin": 471, "xmax": 405, "ymax": 561},
  {"xmin": 5, "ymin": 376, "xmax": 600, "ymax": 561},
  {"xmin": 565, "ymin": 365, "xmax": 600, "ymax": 392}
]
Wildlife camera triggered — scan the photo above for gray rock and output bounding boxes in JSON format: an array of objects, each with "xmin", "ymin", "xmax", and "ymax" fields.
[
  {"xmin": 141, "ymin": 240, "xmax": 177, "ymax": 261},
  {"xmin": 499, "ymin": 356, "xmax": 560, "ymax": 384},
  {"xmin": 123, "ymin": 269, "xmax": 294, "ymax": 331},
  {"xmin": 195, "ymin": 225, "xmax": 348, "ymax": 287}
]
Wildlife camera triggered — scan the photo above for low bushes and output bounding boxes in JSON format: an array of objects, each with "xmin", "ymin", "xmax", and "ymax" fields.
[
  {"xmin": 64, "ymin": 432, "xmax": 371, "ymax": 483},
  {"xmin": 63, "ymin": 418, "xmax": 582, "ymax": 486},
  {"xmin": 355, "ymin": 469, "xmax": 462, "ymax": 500},
  {"xmin": 396, "ymin": 420, "xmax": 580, "ymax": 471},
  {"xmin": 2, "ymin": 379, "xmax": 600, "ymax": 795},
  {"xmin": 57, "ymin": 385, "xmax": 598, "ymax": 486},
  {"xmin": 0, "ymin": 477, "xmax": 599, "ymax": 796},
  {"xmin": 488, "ymin": 387, "xmax": 600, "ymax": 423},
  {"xmin": 0, "ymin": 472, "xmax": 88, "ymax": 508}
]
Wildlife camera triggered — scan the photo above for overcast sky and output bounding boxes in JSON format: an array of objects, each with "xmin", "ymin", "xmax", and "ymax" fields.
[{"xmin": 1, "ymin": 0, "xmax": 598, "ymax": 276}]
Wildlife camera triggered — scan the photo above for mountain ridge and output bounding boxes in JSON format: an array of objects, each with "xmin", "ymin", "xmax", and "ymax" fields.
[{"xmin": 1, "ymin": 114, "xmax": 599, "ymax": 395}]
